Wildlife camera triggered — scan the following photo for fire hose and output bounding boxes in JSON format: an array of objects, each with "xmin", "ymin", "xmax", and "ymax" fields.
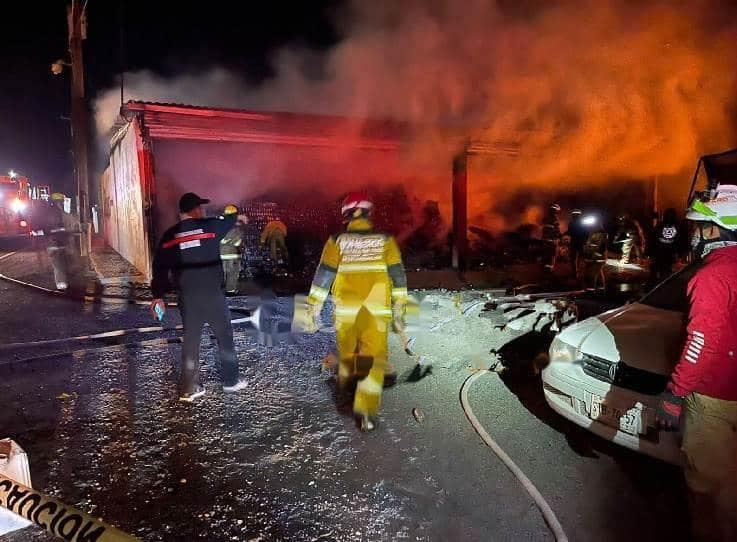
[
  {"xmin": 460, "ymin": 371, "xmax": 568, "ymax": 542},
  {"xmin": 0, "ymin": 314, "xmax": 261, "ymax": 356},
  {"xmin": 0, "ymin": 337, "xmax": 182, "ymax": 368},
  {"xmin": 0, "ymin": 271, "xmax": 178, "ymax": 307},
  {"xmin": 0, "ymin": 269, "xmax": 270, "ymax": 326},
  {"xmin": 0, "ymin": 325, "xmax": 185, "ymax": 351},
  {"xmin": 0, "ymin": 264, "xmax": 296, "ymax": 364},
  {"xmin": 0, "ymin": 472, "xmax": 138, "ymax": 541}
]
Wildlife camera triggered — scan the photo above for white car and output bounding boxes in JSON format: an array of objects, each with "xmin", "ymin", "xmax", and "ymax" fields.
[{"xmin": 542, "ymin": 265, "xmax": 699, "ymax": 465}]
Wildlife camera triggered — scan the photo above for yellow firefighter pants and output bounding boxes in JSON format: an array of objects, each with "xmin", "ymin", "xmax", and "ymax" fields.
[
  {"xmin": 268, "ymin": 232, "xmax": 289, "ymax": 264},
  {"xmin": 682, "ymin": 393, "xmax": 737, "ymax": 542},
  {"xmin": 335, "ymin": 306, "xmax": 388, "ymax": 417}
]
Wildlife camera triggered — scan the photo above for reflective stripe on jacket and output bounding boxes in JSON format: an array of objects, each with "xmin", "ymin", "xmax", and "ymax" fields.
[
  {"xmin": 669, "ymin": 246, "xmax": 737, "ymax": 400},
  {"xmin": 307, "ymin": 218, "xmax": 407, "ymax": 315}
]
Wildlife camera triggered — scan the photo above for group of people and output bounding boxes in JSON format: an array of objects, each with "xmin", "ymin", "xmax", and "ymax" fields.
[
  {"xmin": 148, "ymin": 188, "xmax": 736, "ymax": 538},
  {"xmin": 540, "ymin": 203, "xmax": 685, "ymax": 286},
  {"xmin": 541, "ymin": 194, "xmax": 736, "ymax": 539},
  {"xmin": 217, "ymin": 211, "xmax": 290, "ymax": 294},
  {"xmin": 540, "ymin": 203, "xmax": 611, "ymax": 285},
  {"xmin": 150, "ymin": 191, "xmax": 406, "ymax": 431}
]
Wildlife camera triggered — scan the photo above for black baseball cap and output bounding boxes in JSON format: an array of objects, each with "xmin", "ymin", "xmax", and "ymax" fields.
[{"xmin": 179, "ymin": 192, "xmax": 210, "ymax": 213}]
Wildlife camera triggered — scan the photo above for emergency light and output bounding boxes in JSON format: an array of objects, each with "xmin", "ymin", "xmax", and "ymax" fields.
[
  {"xmin": 582, "ymin": 215, "xmax": 597, "ymax": 226},
  {"xmin": 10, "ymin": 198, "xmax": 26, "ymax": 213}
]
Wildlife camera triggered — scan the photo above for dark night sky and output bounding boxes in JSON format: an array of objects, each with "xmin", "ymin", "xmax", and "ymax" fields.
[{"xmin": 0, "ymin": 1, "xmax": 342, "ymax": 195}]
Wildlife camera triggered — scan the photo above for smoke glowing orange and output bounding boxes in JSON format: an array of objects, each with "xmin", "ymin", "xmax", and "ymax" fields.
[{"xmin": 95, "ymin": 0, "xmax": 737, "ymax": 231}]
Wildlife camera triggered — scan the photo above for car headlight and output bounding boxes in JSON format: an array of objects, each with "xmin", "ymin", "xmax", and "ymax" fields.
[{"xmin": 549, "ymin": 336, "xmax": 579, "ymax": 363}]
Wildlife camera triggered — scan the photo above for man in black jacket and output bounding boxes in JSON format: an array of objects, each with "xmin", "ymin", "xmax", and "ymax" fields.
[
  {"xmin": 651, "ymin": 208, "xmax": 682, "ymax": 283},
  {"xmin": 150, "ymin": 192, "xmax": 248, "ymax": 402}
]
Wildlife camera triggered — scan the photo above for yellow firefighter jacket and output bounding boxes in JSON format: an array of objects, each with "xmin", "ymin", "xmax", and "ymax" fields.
[
  {"xmin": 260, "ymin": 220, "xmax": 288, "ymax": 245},
  {"xmin": 308, "ymin": 218, "xmax": 408, "ymax": 318}
]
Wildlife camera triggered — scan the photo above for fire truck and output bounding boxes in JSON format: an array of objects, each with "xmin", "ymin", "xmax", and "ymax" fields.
[{"xmin": 0, "ymin": 175, "xmax": 32, "ymax": 237}]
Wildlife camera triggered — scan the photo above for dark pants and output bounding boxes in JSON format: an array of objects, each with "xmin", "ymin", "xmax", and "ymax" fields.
[
  {"xmin": 570, "ymin": 243, "xmax": 583, "ymax": 278},
  {"xmin": 47, "ymin": 244, "xmax": 68, "ymax": 289},
  {"xmin": 268, "ymin": 233, "xmax": 289, "ymax": 265},
  {"xmin": 542, "ymin": 240, "xmax": 558, "ymax": 270},
  {"xmin": 179, "ymin": 288, "xmax": 238, "ymax": 393},
  {"xmin": 652, "ymin": 252, "xmax": 675, "ymax": 283},
  {"xmin": 222, "ymin": 257, "xmax": 240, "ymax": 293}
]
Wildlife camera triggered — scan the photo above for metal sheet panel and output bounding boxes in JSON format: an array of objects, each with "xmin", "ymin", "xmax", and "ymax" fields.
[
  {"xmin": 107, "ymin": 121, "xmax": 149, "ymax": 280},
  {"xmin": 100, "ymin": 164, "xmax": 119, "ymax": 252}
]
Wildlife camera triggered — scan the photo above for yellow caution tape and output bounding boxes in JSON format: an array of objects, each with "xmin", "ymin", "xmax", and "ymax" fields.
[{"xmin": 0, "ymin": 473, "xmax": 139, "ymax": 541}]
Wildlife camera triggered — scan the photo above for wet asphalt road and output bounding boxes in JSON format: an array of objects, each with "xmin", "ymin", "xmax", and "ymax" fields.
[{"xmin": 0, "ymin": 244, "xmax": 689, "ymax": 541}]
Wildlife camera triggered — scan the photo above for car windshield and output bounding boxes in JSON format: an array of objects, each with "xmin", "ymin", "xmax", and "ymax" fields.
[{"xmin": 639, "ymin": 262, "xmax": 701, "ymax": 313}]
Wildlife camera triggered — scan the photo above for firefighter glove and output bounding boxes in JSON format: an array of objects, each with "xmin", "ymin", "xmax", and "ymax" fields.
[
  {"xmin": 656, "ymin": 389, "xmax": 683, "ymax": 431},
  {"xmin": 307, "ymin": 302, "xmax": 323, "ymax": 333}
]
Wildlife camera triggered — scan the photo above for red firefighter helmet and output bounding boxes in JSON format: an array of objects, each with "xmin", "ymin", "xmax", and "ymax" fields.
[{"xmin": 341, "ymin": 191, "xmax": 373, "ymax": 217}]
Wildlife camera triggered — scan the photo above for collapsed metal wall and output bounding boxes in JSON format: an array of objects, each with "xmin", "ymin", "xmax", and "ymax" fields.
[{"xmin": 101, "ymin": 120, "xmax": 151, "ymax": 280}]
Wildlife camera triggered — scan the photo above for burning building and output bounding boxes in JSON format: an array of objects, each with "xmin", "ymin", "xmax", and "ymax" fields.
[
  {"xmin": 101, "ymin": 101, "xmax": 465, "ymax": 280},
  {"xmin": 100, "ymin": 101, "xmax": 667, "ymax": 280}
]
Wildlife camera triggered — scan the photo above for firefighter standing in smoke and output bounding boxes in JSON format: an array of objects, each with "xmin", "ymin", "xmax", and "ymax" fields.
[
  {"xmin": 581, "ymin": 217, "xmax": 608, "ymax": 289},
  {"xmin": 150, "ymin": 193, "xmax": 248, "ymax": 402},
  {"xmin": 565, "ymin": 208, "xmax": 587, "ymax": 279},
  {"xmin": 306, "ymin": 192, "xmax": 408, "ymax": 431},
  {"xmin": 46, "ymin": 197, "xmax": 70, "ymax": 291},
  {"xmin": 656, "ymin": 185, "xmax": 737, "ymax": 541},
  {"xmin": 260, "ymin": 217, "xmax": 289, "ymax": 270},
  {"xmin": 541, "ymin": 203, "xmax": 562, "ymax": 271},
  {"xmin": 221, "ymin": 214, "xmax": 248, "ymax": 294},
  {"xmin": 614, "ymin": 213, "xmax": 645, "ymax": 264}
]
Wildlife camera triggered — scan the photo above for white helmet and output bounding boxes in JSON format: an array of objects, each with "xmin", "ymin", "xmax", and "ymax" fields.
[{"xmin": 687, "ymin": 184, "xmax": 737, "ymax": 231}]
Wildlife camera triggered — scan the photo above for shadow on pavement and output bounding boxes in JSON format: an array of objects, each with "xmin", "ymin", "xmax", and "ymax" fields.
[
  {"xmin": 401, "ymin": 364, "xmax": 433, "ymax": 384},
  {"xmin": 0, "ymin": 356, "xmax": 75, "ymax": 490},
  {"xmin": 497, "ymin": 338, "xmax": 605, "ymax": 458}
]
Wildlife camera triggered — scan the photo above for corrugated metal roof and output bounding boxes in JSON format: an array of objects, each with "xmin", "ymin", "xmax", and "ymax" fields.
[
  {"xmin": 122, "ymin": 101, "xmax": 407, "ymax": 132},
  {"xmin": 121, "ymin": 100, "xmax": 408, "ymax": 150},
  {"xmin": 113, "ymin": 101, "xmax": 521, "ymax": 156}
]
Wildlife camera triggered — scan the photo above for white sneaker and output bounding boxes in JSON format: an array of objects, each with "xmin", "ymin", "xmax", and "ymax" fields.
[
  {"xmin": 223, "ymin": 379, "xmax": 249, "ymax": 393},
  {"xmin": 178, "ymin": 386, "xmax": 206, "ymax": 403},
  {"xmin": 56, "ymin": 282, "xmax": 68, "ymax": 290}
]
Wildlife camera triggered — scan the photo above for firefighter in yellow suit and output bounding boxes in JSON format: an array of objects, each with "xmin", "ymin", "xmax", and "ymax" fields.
[{"xmin": 307, "ymin": 192, "xmax": 408, "ymax": 431}]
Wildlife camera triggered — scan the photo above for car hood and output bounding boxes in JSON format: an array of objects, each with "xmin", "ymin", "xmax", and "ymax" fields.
[{"xmin": 558, "ymin": 302, "xmax": 685, "ymax": 376}]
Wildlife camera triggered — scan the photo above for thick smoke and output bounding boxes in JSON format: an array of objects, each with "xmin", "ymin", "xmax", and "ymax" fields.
[{"xmin": 95, "ymin": 0, "xmax": 737, "ymax": 227}]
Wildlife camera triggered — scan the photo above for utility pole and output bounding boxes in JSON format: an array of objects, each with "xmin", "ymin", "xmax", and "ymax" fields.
[
  {"xmin": 67, "ymin": 0, "xmax": 91, "ymax": 255},
  {"xmin": 452, "ymin": 146, "xmax": 469, "ymax": 272}
]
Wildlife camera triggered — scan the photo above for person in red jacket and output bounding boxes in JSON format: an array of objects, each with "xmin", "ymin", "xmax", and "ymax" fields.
[{"xmin": 657, "ymin": 184, "xmax": 737, "ymax": 541}]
